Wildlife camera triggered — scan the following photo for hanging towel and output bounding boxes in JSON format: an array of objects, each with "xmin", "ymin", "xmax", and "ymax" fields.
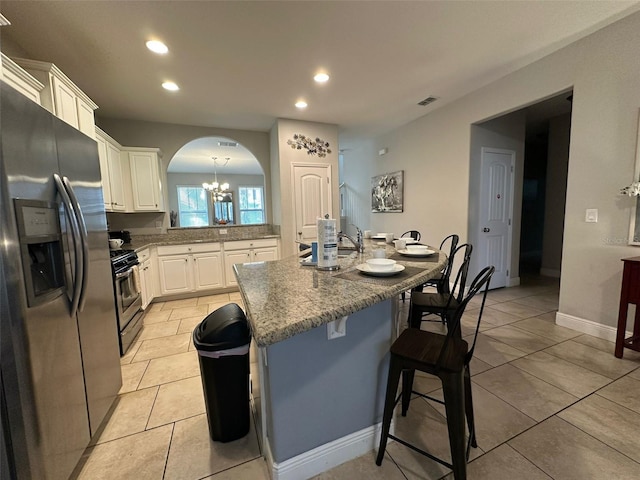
[{"xmin": 132, "ymin": 264, "xmax": 142, "ymax": 294}]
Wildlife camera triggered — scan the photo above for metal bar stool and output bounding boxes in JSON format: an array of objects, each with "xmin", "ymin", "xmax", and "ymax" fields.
[
  {"xmin": 423, "ymin": 234, "xmax": 459, "ymax": 294},
  {"xmin": 376, "ymin": 266, "xmax": 495, "ymax": 480},
  {"xmin": 410, "ymin": 243, "xmax": 472, "ymax": 330}
]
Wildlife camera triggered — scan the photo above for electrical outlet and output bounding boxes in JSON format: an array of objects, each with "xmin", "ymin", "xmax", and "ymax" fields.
[
  {"xmin": 585, "ymin": 209, "xmax": 598, "ymax": 223},
  {"xmin": 327, "ymin": 316, "xmax": 348, "ymax": 339},
  {"xmin": 219, "ymin": 229, "xmax": 227, "ymax": 235}
]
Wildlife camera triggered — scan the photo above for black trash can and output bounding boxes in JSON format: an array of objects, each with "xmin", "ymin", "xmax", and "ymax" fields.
[{"xmin": 193, "ymin": 303, "xmax": 251, "ymax": 442}]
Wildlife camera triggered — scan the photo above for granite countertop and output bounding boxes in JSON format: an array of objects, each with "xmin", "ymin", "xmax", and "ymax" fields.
[
  {"xmin": 234, "ymin": 239, "xmax": 447, "ymax": 347},
  {"xmin": 126, "ymin": 234, "xmax": 280, "ymax": 252}
]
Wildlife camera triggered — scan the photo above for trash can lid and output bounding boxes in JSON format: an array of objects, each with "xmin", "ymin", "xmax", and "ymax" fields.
[{"xmin": 193, "ymin": 303, "xmax": 251, "ymax": 351}]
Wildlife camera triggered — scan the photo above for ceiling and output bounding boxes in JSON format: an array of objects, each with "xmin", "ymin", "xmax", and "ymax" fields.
[{"xmin": 1, "ymin": 1, "xmax": 639, "ymax": 167}]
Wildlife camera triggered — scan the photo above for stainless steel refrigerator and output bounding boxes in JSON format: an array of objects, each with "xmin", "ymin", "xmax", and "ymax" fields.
[{"xmin": 0, "ymin": 81, "xmax": 122, "ymax": 479}]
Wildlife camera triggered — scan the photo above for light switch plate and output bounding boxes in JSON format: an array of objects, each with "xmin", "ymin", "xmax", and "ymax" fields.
[{"xmin": 585, "ymin": 209, "xmax": 598, "ymax": 223}]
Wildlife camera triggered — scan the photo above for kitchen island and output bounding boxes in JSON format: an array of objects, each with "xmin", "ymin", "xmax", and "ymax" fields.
[{"xmin": 234, "ymin": 240, "xmax": 447, "ymax": 480}]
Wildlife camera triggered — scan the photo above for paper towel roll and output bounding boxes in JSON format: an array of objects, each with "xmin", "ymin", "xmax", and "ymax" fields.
[{"xmin": 317, "ymin": 217, "xmax": 338, "ymax": 270}]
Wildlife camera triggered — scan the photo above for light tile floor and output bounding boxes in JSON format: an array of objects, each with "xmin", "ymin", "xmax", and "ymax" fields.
[{"xmin": 71, "ymin": 278, "xmax": 640, "ymax": 479}]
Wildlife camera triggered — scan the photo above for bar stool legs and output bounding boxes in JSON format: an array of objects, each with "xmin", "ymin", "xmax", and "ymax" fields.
[
  {"xmin": 376, "ymin": 355, "xmax": 402, "ymax": 466},
  {"xmin": 375, "ymin": 359, "xmax": 469, "ymax": 479},
  {"xmin": 441, "ymin": 370, "xmax": 467, "ymax": 480},
  {"xmin": 464, "ymin": 368, "xmax": 477, "ymax": 449}
]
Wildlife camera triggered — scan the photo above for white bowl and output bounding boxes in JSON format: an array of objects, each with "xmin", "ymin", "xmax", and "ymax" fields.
[
  {"xmin": 406, "ymin": 245, "xmax": 429, "ymax": 254},
  {"xmin": 366, "ymin": 258, "xmax": 396, "ymax": 272}
]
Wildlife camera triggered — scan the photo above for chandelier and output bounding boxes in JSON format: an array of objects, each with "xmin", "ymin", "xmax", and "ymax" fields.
[{"xmin": 202, "ymin": 157, "xmax": 230, "ymax": 201}]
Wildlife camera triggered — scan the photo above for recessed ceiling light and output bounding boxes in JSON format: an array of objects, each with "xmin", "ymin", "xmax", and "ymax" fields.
[
  {"xmin": 146, "ymin": 40, "xmax": 169, "ymax": 54},
  {"xmin": 314, "ymin": 72, "xmax": 329, "ymax": 83},
  {"xmin": 295, "ymin": 100, "xmax": 308, "ymax": 109},
  {"xmin": 162, "ymin": 81, "xmax": 179, "ymax": 91}
]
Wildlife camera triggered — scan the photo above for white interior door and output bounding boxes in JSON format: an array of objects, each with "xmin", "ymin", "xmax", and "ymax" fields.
[
  {"xmin": 292, "ymin": 164, "xmax": 332, "ymax": 243},
  {"xmin": 478, "ymin": 148, "xmax": 514, "ymax": 289}
]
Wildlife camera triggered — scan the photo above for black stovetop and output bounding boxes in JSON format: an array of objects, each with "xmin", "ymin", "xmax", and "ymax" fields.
[{"xmin": 110, "ymin": 249, "xmax": 139, "ymax": 274}]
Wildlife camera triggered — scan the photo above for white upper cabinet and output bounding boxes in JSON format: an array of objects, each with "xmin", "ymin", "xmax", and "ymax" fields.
[
  {"xmin": 96, "ymin": 127, "xmax": 126, "ymax": 212},
  {"xmin": 0, "ymin": 53, "xmax": 44, "ymax": 104},
  {"xmin": 12, "ymin": 58, "xmax": 98, "ymax": 139},
  {"xmin": 125, "ymin": 148, "xmax": 165, "ymax": 212}
]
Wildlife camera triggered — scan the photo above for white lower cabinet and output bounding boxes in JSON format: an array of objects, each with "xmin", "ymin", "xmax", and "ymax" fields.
[
  {"xmin": 223, "ymin": 239, "xmax": 279, "ymax": 287},
  {"xmin": 157, "ymin": 243, "xmax": 224, "ymax": 296},
  {"xmin": 138, "ymin": 249, "xmax": 155, "ymax": 309}
]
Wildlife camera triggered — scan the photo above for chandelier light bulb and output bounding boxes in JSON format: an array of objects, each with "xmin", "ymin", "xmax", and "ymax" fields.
[{"xmin": 203, "ymin": 156, "xmax": 230, "ymax": 198}]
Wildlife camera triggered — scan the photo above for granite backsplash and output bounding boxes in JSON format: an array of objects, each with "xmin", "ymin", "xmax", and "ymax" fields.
[{"xmin": 129, "ymin": 224, "xmax": 279, "ymax": 246}]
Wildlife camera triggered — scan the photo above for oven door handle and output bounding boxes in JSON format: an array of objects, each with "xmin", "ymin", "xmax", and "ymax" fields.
[{"xmin": 115, "ymin": 269, "xmax": 133, "ymax": 280}]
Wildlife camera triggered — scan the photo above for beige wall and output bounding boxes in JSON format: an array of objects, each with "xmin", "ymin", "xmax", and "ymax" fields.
[
  {"xmin": 342, "ymin": 11, "xmax": 640, "ymax": 336},
  {"xmin": 272, "ymin": 119, "xmax": 339, "ymax": 258}
]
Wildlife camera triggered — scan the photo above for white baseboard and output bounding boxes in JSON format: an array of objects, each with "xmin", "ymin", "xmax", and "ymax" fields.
[
  {"xmin": 555, "ymin": 312, "xmax": 623, "ymax": 342},
  {"xmin": 506, "ymin": 276, "xmax": 520, "ymax": 287},
  {"xmin": 266, "ymin": 422, "xmax": 388, "ymax": 480},
  {"xmin": 540, "ymin": 268, "xmax": 561, "ymax": 278}
]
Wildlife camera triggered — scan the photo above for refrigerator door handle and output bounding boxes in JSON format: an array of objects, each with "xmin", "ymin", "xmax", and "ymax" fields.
[
  {"xmin": 62, "ymin": 176, "xmax": 89, "ymax": 312},
  {"xmin": 53, "ymin": 174, "xmax": 83, "ymax": 317}
]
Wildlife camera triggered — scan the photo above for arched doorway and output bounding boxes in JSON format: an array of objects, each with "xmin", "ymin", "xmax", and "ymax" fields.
[{"xmin": 166, "ymin": 136, "xmax": 265, "ymax": 227}]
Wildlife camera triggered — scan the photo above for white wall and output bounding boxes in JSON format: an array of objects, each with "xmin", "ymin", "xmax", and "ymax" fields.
[
  {"xmin": 340, "ymin": 139, "xmax": 376, "ymax": 237},
  {"xmin": 342, "ymin": 12, "xmax": 640, "ymax": 333},
  {"xmin": 272, "ymin": 119, "xmax": 339, "ymax": 258}
]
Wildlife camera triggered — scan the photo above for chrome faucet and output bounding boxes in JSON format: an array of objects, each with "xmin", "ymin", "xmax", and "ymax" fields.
[{"xmin": 338, "ymin": 225, "xmax": 364, "ymax": 253}]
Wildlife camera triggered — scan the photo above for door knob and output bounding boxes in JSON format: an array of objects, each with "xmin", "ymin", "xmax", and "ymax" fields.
[{"xmin": 483, "ymin": 227, "xmax": 490, "ymax": 232}]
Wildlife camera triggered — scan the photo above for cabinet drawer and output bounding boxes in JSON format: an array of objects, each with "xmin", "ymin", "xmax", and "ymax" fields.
[
  {"xmin": 137, "ymin": 248, "xmax": 151, "ymax": 262},
  {"xmin": 157, "ymin": 243, "xmax": 221, "ymax": 256},
  {"xmin": 224, "ymin": 238, "xmax": 277, "ymax": 251}
]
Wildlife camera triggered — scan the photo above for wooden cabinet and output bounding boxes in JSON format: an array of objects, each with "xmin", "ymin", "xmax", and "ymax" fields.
[
  {"xmin": 125, "ymin": 148, "xmax": 164, "ymax": 212},
  {"xmin": 615, "ymin": 256, "xmax": 640, "ymax": 358},
  {"xmin": 157, "ymin": 243, "xmax": 223, "ymax": 296},
  {"xmin": 223, "ymin": 239, "xmax": 279, "ymax": 287},
  {"xmin": 138, "ymin": 248, "xmax": 154, "ymax": 310},
  {"xmin": 13, "ymin": 58, "xmax": 98, "ymax": 139},
  {"xmin": 96, "ymin": 128, "xmax": 126, "ymax": 212},
  {"xmin": 0, "ymin": 53, "xmax": 44, "ymax": 104}
]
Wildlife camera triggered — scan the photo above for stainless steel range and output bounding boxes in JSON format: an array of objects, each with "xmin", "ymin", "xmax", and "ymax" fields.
[{"xmin": 110, "ymin": 249, "xmax": 143, "ymax": 355}]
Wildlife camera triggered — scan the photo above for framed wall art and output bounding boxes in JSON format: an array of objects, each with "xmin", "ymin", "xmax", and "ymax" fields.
[{"xmin": 371, "ymin": 170, "xmax": 403, "ymax": 213}]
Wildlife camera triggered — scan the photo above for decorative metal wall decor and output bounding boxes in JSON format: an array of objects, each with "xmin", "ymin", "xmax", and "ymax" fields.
[
  {"xmin": 287, "ymin": 134, "xmax": 332, "ymax": 157},
  {"xmin": 371, "ymin": 170, "xmax": 403, "ymax": 213}
]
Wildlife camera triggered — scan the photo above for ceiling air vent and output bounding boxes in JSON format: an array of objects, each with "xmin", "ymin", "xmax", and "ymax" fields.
[
  {"xmin": 417, "ymin": 96, "xmax": 438, "ymax": 107},
  {"xmin": 218, "ymin": 141, "xmax": 238, "ymax": 147}
]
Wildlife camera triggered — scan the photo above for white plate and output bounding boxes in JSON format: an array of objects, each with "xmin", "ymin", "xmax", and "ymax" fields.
[
  {"xmin": 356, "ymin": 263, "xmax": 405, "ymax": 277},
  {"xmin": 396, "ymin": 248, "xmax": 436, "ymax": 257},
  {"xmin": 371, "ymin": 233, "xmax": 391, "ymax": 240},
  {"xmin": 401, "ymin": 238, "xmax": 419, "ymax": 244}
]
